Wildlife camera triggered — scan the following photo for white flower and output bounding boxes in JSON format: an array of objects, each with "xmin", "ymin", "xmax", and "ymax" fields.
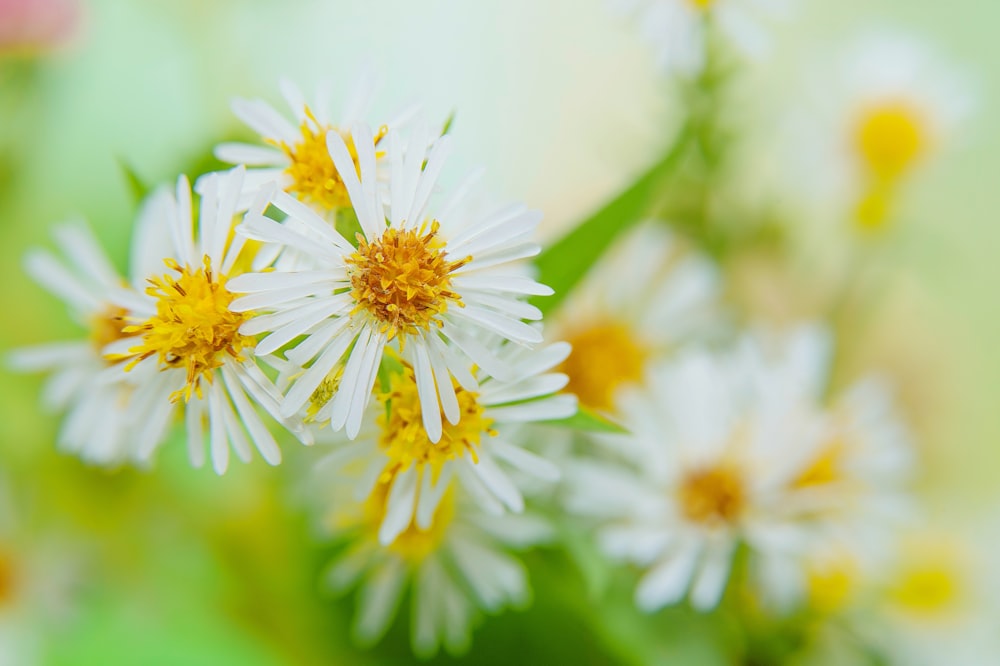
[
  {"xmin": 318, "ymin": 474, "xmax": 551, "ymax": 657},
  {"xmin": 551, "ymin": 221, "xmax": 719, "ymax": 416},
  {"xmin": 614, "ymin": 0, "xmax": 790, "ymax": 77},
  {"xmin": 8, "ymin": 197, "xmax": 170, "ymax": 466},
  {"xmin": 822, "ymin": 522, "xmax": 1000, "ymax": 666},
  {"xmin": 112, "ymin": 167, "xmax": 308, "ymax": 474},
  {"xmin": 228, "ymin": 122, "xmax": 553, "ymax": 442},
  {"xmin": 787, "ymin": 32, "xmax": 974, "ymax": 229},
  {"xmin": 214, "ymin": 74, "xmax": 412, "ymax": 215},
  {"xmin": 566, "ymin": 327, "xmax": 833, "ymax": 612},
  {"xmin": 312, "ymin": 339, "xmax": 574, "ymax": 546}
]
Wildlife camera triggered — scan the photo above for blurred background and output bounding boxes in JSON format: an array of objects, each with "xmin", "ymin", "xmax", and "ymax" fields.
[{"xmin": 0, "ymin": 0, "xmax": 997, "ymax": 663}]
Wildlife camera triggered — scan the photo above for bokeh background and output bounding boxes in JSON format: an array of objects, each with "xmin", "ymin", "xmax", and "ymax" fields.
[{"xmin": 1, "ymin": 0, "xmax": 997, "ymax": 663}]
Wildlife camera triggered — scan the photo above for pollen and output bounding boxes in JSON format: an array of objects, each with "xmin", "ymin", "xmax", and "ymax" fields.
[
  {"xmin": 854, "ymin": 101, "xmax": 927, "ymax": 181},
  {"xmin": 346, "ymin": 222, "xmax": 470, "ymax": 343},
  {"xmin": 689, "ymin": 0, "xmax": 715, "ymax": 8},
  {"xmin": 276, "ymin": 106, "xmax": 387, "ymax": 212},
  {"xmin": 678, "ymin": 463, "xmax": 746, "ymax": 526},
  {"xmin": 377, "ymin": 364, "xmax": 494, "ymax": 479},
  {"xmin": 122, "ymin": 257, "xmax": 251, "ymax": 403},
  {"xmin": 559, "ymin": 321, "xmax": 649, "ymax": 413}
]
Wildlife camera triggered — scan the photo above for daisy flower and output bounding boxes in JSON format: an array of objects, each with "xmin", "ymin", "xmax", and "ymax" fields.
[
  {"xmin": 789, "ymin": 32, "xmax": 974, "ymax": 229},
  {"xmin": 552, "ymin": 221, "xmax": 718, "ymax": 416},
  {"xmin": 228, "ymin": 122, "xmax": 552, "ymax": 442},
  {"xmin": 565, "ymin": 328, "xmax": 832, "ymax": 612},
  {"xmin": 312, "ymin": 339, "xmax": 574, "ymax": 545},
  {"xmin": 317, "ymin": 471, "xmax": 552, "ymax": 657},
  {"xmin": 614, "ymin": 0, "xmax": 790, "ymax": 77},
  {"xmin": 9, "ymin": 195, "xmax": 171, "ymax": 466},
  {"xmin": 214, "ymin": 74, "xmax": 412, "ymax": 216},
  {"xmin": 111, "ymin": 167, "xmax": 308, "ymax": 474}
]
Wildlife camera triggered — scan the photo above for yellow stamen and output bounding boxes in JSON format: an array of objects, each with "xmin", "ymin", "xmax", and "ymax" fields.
[
  {"xmin": 346, "ymin": 221, "xmax": 469, "ymax": 343},
  {"xmin": 678, "ymin": 463, "xmax": 746, "ymax": 526},
  {"xmin": 855, "ymin": 102, "xmax": 927, "ymax": 181},
  {"xmin": 378, "ymin": 364, "xmax": 494, "ymax": 480},
  {"xmin": 689, "ymin": 0, "xmax": 715, "ymax": 9},
  {"xmin": 559, "ymin": 321, "xmax": 649, "ymax": 413},
  {"xmin": 121, "ymin": 256, "xmax": 251, "ymax": 403},
  {"xmin": 276, "ymin": 106, "xmax": 387, "ymax": 211}
]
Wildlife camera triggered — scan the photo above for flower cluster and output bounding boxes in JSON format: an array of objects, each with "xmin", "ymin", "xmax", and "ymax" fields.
[{"xmin": 10, "ymin": 4, "xmax": 991, "ymax": 663}]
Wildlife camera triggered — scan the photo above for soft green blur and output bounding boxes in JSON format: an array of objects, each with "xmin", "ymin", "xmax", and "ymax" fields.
[{"xmin": 0, "ymin": 0, "xmax": 997, "ymax": 664}]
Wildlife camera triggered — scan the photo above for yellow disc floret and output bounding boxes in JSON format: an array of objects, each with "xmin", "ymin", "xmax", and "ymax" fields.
[
  {"xmin": 90, "ymin": 304, "xmax": 130, "ymax": 353},
  {"xmin": 346, "ymin": 222, "xmax": 470, "ymax": 343},
  {"xmin": 678, "ymin": 463, "xmax": 746, "ymax": 526},
  {"xmin": 689, "ymin": 0, "xmax": 715, "ymax": 9},
  {"xmin": 854, "ymin": 101, "xmax": 927, "ymax": 181},
  {"xmin": 559, "ymin": 321, "xmax": 649, "ymax": 413},
  {"xmin": 378, "ymin": 364, "xmax": 494, "ymax": 480},
  {"xmin": 276, "ymin": 106, "xmax": 387, "ymax": 212},
  {"xmin": 123, "ymin": 256, "xmax": 251, "ymax": 403}
]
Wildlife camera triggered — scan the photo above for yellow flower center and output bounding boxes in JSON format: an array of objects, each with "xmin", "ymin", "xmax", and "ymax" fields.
[
  {"xmin": 346, "ymin": 222, "xmax": 470, "ymax": 342},
  {"xmin": 123, "ymin": 257, "xmax": 251, "ymax": 403},
  {"xmin": 689, "ymin": 0, "xmax": 715, "ymax": 9},
  {"xmin": 90, "ymin": 304, "xmax": 130, "ymax": 354},
  {"xmin": 306, "ymin": 365, "xmax": 343, "ymax": 423},
  {"xmin": 678, "ymin": 463, "xmax": 746, "ymax": 526},
  {"xmin": 793, "ymin": 439, "xmax": 845, "ymax": 489},
  {"xmin": 807, "ymin": 555, "xmax": 858, "ymax": 614},
  {"xmin": 890, "ymin": 548, "xmax": 962, "ymax": 617},
  {"xmin": 854, "ymin": 102, "xmax": 927, "ymax": 181},
  {"xmin": 364, "ymin": 478, "xmax": 456, "ymax": 562},
  {"xmin": 378, "ymin": 365, "xmax": 494, "ymax": 479},
  {"xmin": 559, "ymin": 321, "xmax": 649, "ymax": 413},
  {"xmin": 276, "ymin": 107, "xmax": 387, "ymax": 212}
]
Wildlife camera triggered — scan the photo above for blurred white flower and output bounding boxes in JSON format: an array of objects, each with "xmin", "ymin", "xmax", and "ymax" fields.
[
  {"xmin": 566, "ymin": 327, "xmax": 831, "ymax": 611},
  {"xmin": 228, "ymin": 122, "xmax": 552, "ymax": 443},
  {"xmin": 8, "ymin": 199, "xmax": 170, "ymax": 466},
  {"xmin": 613, "ymin": 0, "xmax": 790, "ymax": 77},
  {"xmin": 551, "ymin": 221, "xmax": 719, "ymax": 416},
  {"xmin": 214, "ymin": 74, "xmax": 415, "ymax": 219},
  {"xmin": 788, "ymin": 32, "xmax": 975, "ymax": 230},
  {"xmin": 311, "ymin": 339, "xmax": 574, "ymax": 546},
  {"xmin": 111, "ymin": 167, "xmax": 309, "ymax": 474},
  {"xmin": 319, "ymin": 473, "xmax": 551, "ymax": 657}
]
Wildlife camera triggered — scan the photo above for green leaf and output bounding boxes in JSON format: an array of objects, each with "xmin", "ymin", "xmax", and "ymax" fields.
[
  {"xmin": 117, "ymin": 158, "xmax": 149, "ymax": 205},
  {"xmin": 334, "ymin": 206, "xmax": 362, "ymax": 242},
  {"xmin": 541, "ymin": 405, "xmax": 628, "ymax": 434},
  {"xmin": 532, "ymin": 122, "xmax": 693, "ymax": 315}
]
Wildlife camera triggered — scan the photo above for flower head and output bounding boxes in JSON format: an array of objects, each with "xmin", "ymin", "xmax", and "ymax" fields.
[{"xmin": 229, "ymin": 121, "xmax": 553, "ymax": 442}]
